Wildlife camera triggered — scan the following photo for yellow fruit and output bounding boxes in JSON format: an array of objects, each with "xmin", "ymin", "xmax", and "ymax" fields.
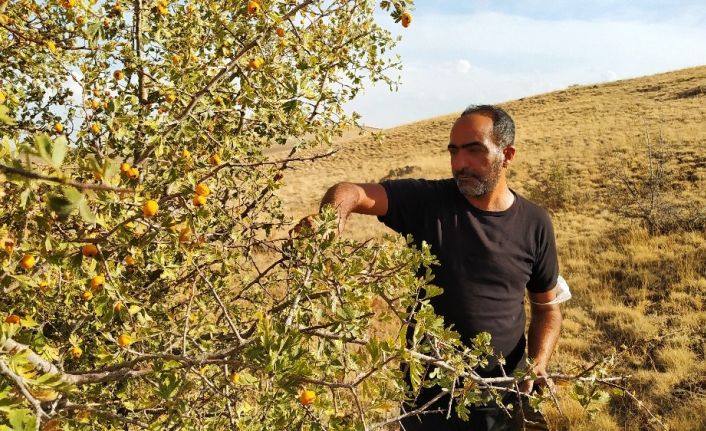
[
  {"xmin": 117, "ymin": 334, "xmax": 133, "ymax": 347},
  {"xmin": 276, "ymin": 27, "xmax": 285, "ymax": 38},
  {"xmin": 71, "ymin": 346, "xmax": 83, "ymax": 359},
  {"xmin": 82, "ymin": 290, "xmax": 93, "ymax": 301},
  {"xmin": 82, "ymin": 244, "xmax": 98, "ymax": 257},
  {"xmin": 127, "ymin": 167, "xmax": 140, "ymax": 179},
  {"xmin": 229, "ymin": 371, "xmax": 240, "ymax": 383},
  {"xmin": 54, "ymin": 122, "xmax": 64, "ymax": 133},
  {"xmin": 247, "ymin": 0, "xmax": 260, "ymax": 14},
  {"xmin": 209, "ymin": 154, "xmax": 222, "ymax": 166},
  {"xmin": 194, "ymin": 183, "xmax": 210, "ymax": 197},
  {"xmin": 90, "ymin": 123, "xmax": 101, "ymax": 134},
  {"xmin": 156, "ymin": 4, "xmax": 168, "ymax": 15},
  {"xmin": 120, "ymin": 162, "xmax": 131, "ymax": 174},
  {"xmin": 90, "ymin": 274, "xmax": 105, "ymax": 290},
  {"xmin": 165, "ymin": 93, "xmax": 176, "ymax": 103},
  {"xmin": 46, "ymin": 40, "xmax": 57, "ymax": 54},
  {"xmin": 91, "ymin": 99, "xmax": 100, "ymax": 109},
  {"xmin": 60, "ymin": 0, "xmax": 76, "ymax": 8},
  {"xmin": 5, "ymin": 314, "xmax": 21, "ymax": 324},
  {"xmin": 401, "ymin": 11, "xmax": 412, "ymax": 28},
  {"xmin": 193, "ymin": 194, "xmax": 207, "ymax": 207},
  {"xmin": 299, "ymin": 389, "xmax": 316, "ymax": 405},
  {"xmin": 124, "ymin": 255, "xmax": 136, "ymax": 266},
  {"xmin": 248, "ymin": 57, "xmax": 264, "ymax": 70},
  {"xmin": 113, "ymin": 70, "xmax": 124, "ymax": 81},
  {"xmin": 142, "ymin": 200, "xmax": 159, "ymax": 217},
  {"xmin": 178, "ymin": 227, "xmax": 191, "ymax": 243},
  {"xmin": 113, "ymin": 301, "xmax": 125, "ymax": 312},
  {"xmin": 19, "ymin": 254, "xmax": 35, "ymax": 270},
  {"xmin": 4, "ymin": 239, "xmax": 15, "ymax": 254}
]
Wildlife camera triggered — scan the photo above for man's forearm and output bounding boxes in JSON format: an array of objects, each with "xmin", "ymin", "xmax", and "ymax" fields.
[
  {"xmin": 527, "ymin": 305, "xmax": 562, "ymax": 371},
  {"xmin": 320, "ymin": 182, "xmax": 361, "ymax": 231}
]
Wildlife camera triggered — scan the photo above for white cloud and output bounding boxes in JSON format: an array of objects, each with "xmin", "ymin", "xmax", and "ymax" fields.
[
  {"xmin": 346, "ymin": 12, "xmax": 706, "ymax": 128},
  {"xmin": 456, "ymin": 59, "xmax": 472, "ymax": 75}
]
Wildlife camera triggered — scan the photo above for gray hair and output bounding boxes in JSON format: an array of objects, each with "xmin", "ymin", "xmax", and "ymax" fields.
[{"xmin": 460, "ymin": 104, "xmax": 515, "ymax": 149}]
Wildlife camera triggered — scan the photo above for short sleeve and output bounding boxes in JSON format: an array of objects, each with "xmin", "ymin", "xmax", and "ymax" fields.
[
  {"xmin": 526, "ymin": 211, "xmax": 559, "ymax": 293},
  {"xmin": 377, "ymin": 179, "xmax": 431, "ymax": 238}
]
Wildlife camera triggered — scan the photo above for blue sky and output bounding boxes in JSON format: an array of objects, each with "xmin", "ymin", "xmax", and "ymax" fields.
[{"xmin": 346, "ymin": 1, "xmax": 706, "ymax": 128}]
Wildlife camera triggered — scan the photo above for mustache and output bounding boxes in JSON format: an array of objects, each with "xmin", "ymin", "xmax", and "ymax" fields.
[{"xmin": 453, "ymin": 169, "xmax": 482, "ymax": 181}]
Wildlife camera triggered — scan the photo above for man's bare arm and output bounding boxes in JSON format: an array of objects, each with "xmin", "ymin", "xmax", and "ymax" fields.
[
  {"xmin": 320, "ymin": 182, "xmax": 388, "ymax": 232},
  {"xmin": 521, "ymin": 288, "xmax": 562, "ymax": 392}
]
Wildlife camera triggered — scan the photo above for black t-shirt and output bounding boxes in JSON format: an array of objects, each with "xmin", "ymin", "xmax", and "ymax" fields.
[{"xmin": 378, "ymin": 178, "xmax": 558, "ymax": 373}]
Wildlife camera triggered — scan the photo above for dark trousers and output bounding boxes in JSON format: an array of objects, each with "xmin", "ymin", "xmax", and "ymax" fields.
[{"xmin": 399, "ymin": 392, "xmax": 549, "ymax": 431}]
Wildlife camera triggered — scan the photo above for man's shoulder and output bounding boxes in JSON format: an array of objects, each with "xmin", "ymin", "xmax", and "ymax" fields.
[
  {"xmin": 514, "ymin": 192, "xmax": 554, "ymax": 226},
  {"xmin": 380, "ymin": 177, "xmax": 456, "ymax": 196}
]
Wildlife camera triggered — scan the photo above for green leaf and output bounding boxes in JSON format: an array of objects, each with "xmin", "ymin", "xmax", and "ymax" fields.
[
  {"xmin": 47, "ymin": 194, "xmax": 77, "ymax": 217},
  {"xmin": 51, "ymin": 136, "xmax": 68, "ymax": 169},
  {"xmin": 34, "ymin": 134, "xmax": 52, "ymax": 164},
  {"xmin": 78, "ymin": 199, "xmax": 96, "ymax": 223},
  {"xmin": 7, "ymin": 408, "xmax": 36, "ymax": 431}
]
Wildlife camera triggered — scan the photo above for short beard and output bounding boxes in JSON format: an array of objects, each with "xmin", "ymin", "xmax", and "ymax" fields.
[{"xmin": 453, "ymin": 155, "xmax": 503, "ymax": 197}]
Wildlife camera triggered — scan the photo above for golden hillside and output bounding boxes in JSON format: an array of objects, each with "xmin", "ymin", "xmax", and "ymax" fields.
[{"xmin": 276, "ymin": 65, "xmax": 706, "ymax": 430}]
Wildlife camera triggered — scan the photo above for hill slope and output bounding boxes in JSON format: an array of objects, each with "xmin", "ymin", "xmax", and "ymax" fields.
[{"xmin": 276, "ymin": 65, "xmax": 706, "ymax": 430}]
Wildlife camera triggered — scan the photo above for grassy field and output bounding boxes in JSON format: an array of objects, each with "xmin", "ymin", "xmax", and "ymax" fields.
[{"xmin": 275, "ymin": 65, "xmax": 706, "ymax": 430}]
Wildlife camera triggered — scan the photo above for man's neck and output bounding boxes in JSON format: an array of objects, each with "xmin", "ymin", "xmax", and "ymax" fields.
[{"xmin": 464, "ymin": 181, "xmax": 515, "ymax": 212}]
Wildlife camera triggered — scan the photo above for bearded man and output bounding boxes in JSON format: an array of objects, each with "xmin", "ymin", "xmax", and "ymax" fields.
[{"xmin": 320, "ymin": 105, "xmax": 563, "ymax": 430}]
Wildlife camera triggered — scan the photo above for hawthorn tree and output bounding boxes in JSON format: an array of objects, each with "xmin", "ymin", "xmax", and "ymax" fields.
[{"xmin": 0, "ymin": 0, "xmax": 625, "ymax": 430}]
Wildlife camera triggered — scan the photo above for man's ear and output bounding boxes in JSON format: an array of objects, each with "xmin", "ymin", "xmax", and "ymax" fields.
[{"xmin": 502, "ymin": 145, "xmax": 516, "ymax": 167}]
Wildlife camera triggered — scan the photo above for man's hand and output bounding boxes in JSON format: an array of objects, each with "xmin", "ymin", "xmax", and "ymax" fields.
[{"xmin": 518, "ymin": 365, "xmax": 555, "ymax": 395}]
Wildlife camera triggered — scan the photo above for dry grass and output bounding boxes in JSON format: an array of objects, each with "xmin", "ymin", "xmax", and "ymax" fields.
[{"xmin": 274, "ymin": 65, "xmax": 706, "ymax": 429}]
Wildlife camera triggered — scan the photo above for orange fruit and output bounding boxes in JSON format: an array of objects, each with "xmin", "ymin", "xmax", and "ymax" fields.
[
  {"xmin": 401, "ymin": 11, "xmax": 412, "ymax": 28},
  {"xmin": 209, "ymin": 154, "xmax": 222, "ymax": 166},
  {"xmin": 276, "ymin": 27, "xmax": 285, "ymax": 38},
  {"xmin": 299, "ymin": 389, "xmax": 316, "ymax": 405},
  {"xmin": 171, "ymin": 54, "xmax": 181, "ymax": 66},
  {"xmin": 90, "ymin": 123, "xmax": 101, "ymax": 134},
  {"xmin": 127, "ymin": 167, "xmax": 140, "ymax": 179},
  {"xmin": 117, "ymin": 334, "xmax": 133, "ymax": 347},
  {"xmin": 142, "ymin": 200, "xmax": 159, "ymax": 217},
  {"xmin": 193, "ymin": 194, "xmax": 207, "ymax": 207},
  {"xmin": 5, "ymin": 314, "xmax": 21, "ymax": 324},
  {"xmin": 248, "ymin": 57, "xmax": 264, "ymax": 70},
  {"xmin": 54, "ymin": 122, "xmax": 64, "ymax": 133},
  {"xmin": 113, "ymin": 70, "xmax": 124, "ymax": 81},
  {"xmin": 91, "ymin": 99, "xmax": 100, "ymax": 109},
  {"xmin": 120, "ymin": 162, "xmax": 131, "ymax": 174},
  {"xmin": 246, "ymin": 0, "xmax": 260, "ymax": 14},
  {"xmin": 19, "ymin": 254, "xmax": 36, "ymax": 270},
  {"xmin": 90, "ymin": 274, "xmax": 105, "ymax": 290},
  {"xmin": 195, "ymin": 183, "xmax": 210, "ymax": 197},
  {"xmin": 113, "ymin": 301, "xmax": 125, "ymax": 312},
  {"xmin": 124, "ymin": 255, "xmax": 136, "ymax": 266},
  {"xmin": 82, "ymin": 290, "xmax": 93, "ymax": 301},
  {"xmin": 229, "ymin": 371, "xmax": 240, "ymax": 383},
  {"xmin": 75, "ymin": 15, "xmax": 86, "ymax": 25},
  {"xmin": 165, "ymin": 93, "xmax": 176, "ymax": 103},
  {"xmin": 4, "ymin": 239, "xmax": 14, "ymax": 254},
  {"xmin": 82, "ymin": 244, "xmax": 98, "ymax": 257},
  {"xmin": 70, "ymin": 346, "xmax": 83, "ymax": 359}
]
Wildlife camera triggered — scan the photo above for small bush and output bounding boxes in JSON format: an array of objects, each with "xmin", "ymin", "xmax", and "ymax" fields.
[{"xmin": 527, "ymin": 162, "xmax": 574, "ymax": 211}]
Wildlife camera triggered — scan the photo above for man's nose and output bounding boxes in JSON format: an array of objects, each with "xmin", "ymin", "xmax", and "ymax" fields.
[{"xmin": 451, "ymin": 153, "xmax": 469, "ymax": 172}]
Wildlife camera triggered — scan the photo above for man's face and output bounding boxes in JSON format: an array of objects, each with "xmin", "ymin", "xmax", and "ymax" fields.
[{"xmin": 448, "ymin": 113, "xmax": 504, "ymax": 197}]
